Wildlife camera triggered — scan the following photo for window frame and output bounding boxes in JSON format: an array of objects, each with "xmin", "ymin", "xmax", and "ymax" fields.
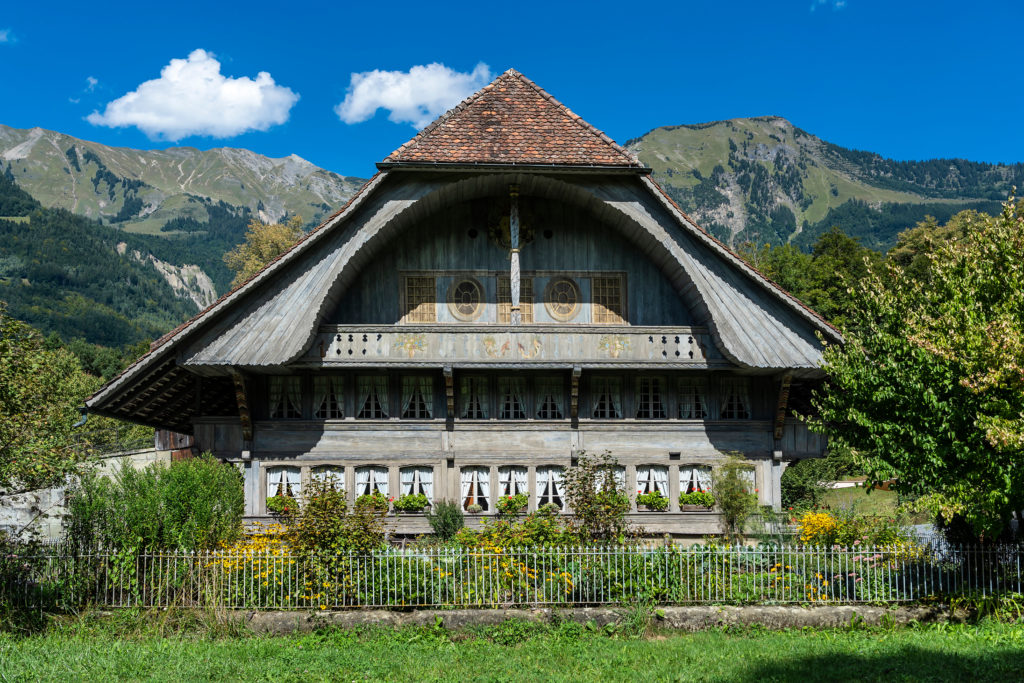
[
  {"xmin": 543, "ymin": 276, "xmax": 581, "ymax": 322},
  {"xmin": 591, "ymin": 274, "xmax": 626, "ymax": 324},
  {"xmin": 497, "ymin": 275, "xmax": 534, "ymax": 323},
  {"xmin": 634, "ymin": 376, "xmax": 668, "ymax": 420},
  {"xmin": 447, "ymin": 277, "xmax": 485, "ymax": 322},
  {"xmin": 401, "ymin": 274, "xmax": 436, "ymax": 323}
]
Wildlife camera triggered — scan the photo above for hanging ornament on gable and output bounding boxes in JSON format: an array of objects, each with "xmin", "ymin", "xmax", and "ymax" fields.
[{"xmin": 487, "ymin": 200, "xmax": 535, "ymax": 249}]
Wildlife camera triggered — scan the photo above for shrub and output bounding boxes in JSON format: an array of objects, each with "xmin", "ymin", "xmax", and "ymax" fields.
[
  {"xmin": 456, "ymin": 505, "xmax": 576, "ymax": 548},
  {"xmin": 636, "ymin": 491, "xmax": 669, "ymax": 511},
  {"xmin": 425, "ymin": 499, "xmax": 464, "ymax": 542},
  {"xmin": 496, "ymin": 493, "xmax": 529, "ymax": 516},
  {"xmin": 393, "ymin": 493, "xmax": 430, "ymax": 513},
  {"xmin": 65, "ymin": 453, "xmax": 243, "ymax": 551},
  {"xmin": 780, "ymin": 447, "xmax": 857, "ymax": 508},
  {"xmin": 355, "ymin": 491, "xmax": 389, "ymax": 511},
  {"xmin": 797, "ymin": 507, "xmax": 915, "ymax": 548},
  {"xmin": 284, "ymin": 478, "xmax": 388, "ymax": 555},
  {"xmin": 466, "ymin": 503, "xmax": 484, "ymax": 514},
  {"xmin": 562, "ymin": 451, "xmax": 634, "ymax": 541},
  {"xmin": 679, "ymin": 490, "xmax": 715, "ymax": 508},
  {"xmin": 713, "ymin": 456, "xmax": 759, "ymax": 542},
  {"xmin": 266, "ymin": 495, "xmax": 297, "ymax": 516}
]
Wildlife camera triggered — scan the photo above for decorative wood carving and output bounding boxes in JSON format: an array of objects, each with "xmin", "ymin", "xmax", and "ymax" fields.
[
  {"xmin": 774, "ymin": 374, "xmax": 792, "ymax": 441},
  {"xmin": 230, "ymin": 370, "xmax": 254, "ymax": 444},
  {"xmin": 571, "ymin": 365, "xmax": 582, "ymax": 420},
  {"xmin": 443, "ymin": 366, "xmax": 454, "ymax": 419},
  {"xmin": 509, "ymin": 184, "xmax": 521, "ymax": 326}
]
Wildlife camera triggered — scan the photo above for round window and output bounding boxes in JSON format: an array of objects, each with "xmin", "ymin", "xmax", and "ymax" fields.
[
  {"xmin": 448, "ymin": 278, "xmax": 483, "ymax": 321},
  {"xmin": 544, "ymin": 277, "xmax": 580, "ymax": 321}
]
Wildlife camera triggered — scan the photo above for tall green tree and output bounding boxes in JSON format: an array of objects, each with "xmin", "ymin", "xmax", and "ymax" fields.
[
  {"xmin": 809, "ymin": 199, "xmax": 1024, "ymax": 537},
  {"xmin": 0, "ymin": 304, "xmax": 92, "ymax": 494}
]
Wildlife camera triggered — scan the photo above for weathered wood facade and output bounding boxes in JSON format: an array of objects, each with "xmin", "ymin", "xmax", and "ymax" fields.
[{"xmin": 87, "ymin": 70, "xmax": 839, "ymax": 536}]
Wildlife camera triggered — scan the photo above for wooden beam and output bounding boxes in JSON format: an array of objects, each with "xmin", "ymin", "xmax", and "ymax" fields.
[
  {"xmin": 571, "ymin": 365, "xmax": 582, "ymax": 420},
  {"xmin": 443, "ymin": 366, "xmax": 454, "ymax": 419},
  {"xmin": 774, "ymin": 374, "xmax": 793, "ymax": 441},
  {"xmin": 230, "ymin": 370, "xmax": 254, "ymax": 443}
]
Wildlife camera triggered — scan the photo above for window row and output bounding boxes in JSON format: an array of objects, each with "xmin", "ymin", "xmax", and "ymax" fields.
[
  {"xmin": 264, "ymin": 463, "xmax": 745, "ymax": 513},
  {"xmin": 268, "ymin": 375, "xmax": 753, "ymax": 421},
  {"xmin": 402, "ymin": 273, "xmax": 625, "ymax": 324}
]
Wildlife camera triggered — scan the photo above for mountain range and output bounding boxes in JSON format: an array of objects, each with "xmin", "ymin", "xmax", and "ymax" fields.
[
  {"xmin": 1, "ymin": 118, "xmax": 1020, "ymax": 350},
  {"xmin": 625, "ymin": 116, "xmax": 1018, "ymax": 250}
]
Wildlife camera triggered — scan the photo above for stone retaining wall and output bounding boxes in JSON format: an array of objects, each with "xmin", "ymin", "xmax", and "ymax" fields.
[{"xmin": 245, "ymin": 605, "xmax": 947, "ymax": 635}]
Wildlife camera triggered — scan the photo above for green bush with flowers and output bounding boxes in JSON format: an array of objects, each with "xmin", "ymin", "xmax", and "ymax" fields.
[
  {"xmin": 679, "ymin": 490, "xmax": 715, "ymax": 508},
  {"xmin": 393, "ymin": 493, "xmax": 430, "ymax": 513},
  {"xmin": 636, "ymin": 491, "xmax": 669, "ymax": 511},
  {"xmin": 496, "ymin": 493, "xmax": 529, "ymax": 516},
  {"xmin": 266, "ymin": 495, "xmax": 297, "ymax": 516},
  {"xmin": 356, "ymin": 490, "xmax": 390, "ymax": 511}
]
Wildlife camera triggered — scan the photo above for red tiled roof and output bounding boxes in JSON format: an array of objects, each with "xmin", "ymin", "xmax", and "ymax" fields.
[{"xmin": 383, "ymin": 69, "xmax": 642, "ymax": 168}]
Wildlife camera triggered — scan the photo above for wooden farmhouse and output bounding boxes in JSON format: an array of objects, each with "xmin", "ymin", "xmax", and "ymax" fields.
[{"xmin": 87, "ymin": 70, "xmax": 839, "ymax": 537}]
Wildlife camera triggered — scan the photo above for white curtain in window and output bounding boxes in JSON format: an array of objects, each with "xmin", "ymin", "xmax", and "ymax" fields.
[
  {"xmin": 400, "ymin": 467, "xmax": 415, "ymax": 495},
  {"xmin": 499, "ymin": 466, "xmax": 527, "ymax": 495},
  {"xmin": 286, "ymin": 378, "xmax": 302, "ymax": 416},
  {"xmin": 478, "ymin": 469, "xmax": 490, "ymax": 505},
  {"xmin": 636, "ymin": 465, "xmax": 651, "ymax": 494},
  {"xmin": 355, "ymin": 466, "xmax": 371, "ymax": 495},
  {"xmin": 419, "ymin": 467, "xmax": 433, "ymax": 500},
  {"xmin": 311, "ymin": 466, "xmax": 344, "ymax": 490},
  {"xmin": 460, "ymin": 467, "xmax": 473, "ymax": 501},
  {"xmin": 679, "ymin": 384, "xmax": 694, "ymax": 419},
  {"xmin": 419, "ymin": 377, "xmax": 433, "ymax": 418},
  {"xmin": 593, "ymin": 466, "xmax": 625, "ymax": 492},
  {"xmin": 357, "ymin": 378, "xmax": 373, "ymax": 415},
  {"xmin": 514, "ymin": 466, "xmax": 528, "ymax": 494},
  {"xmin": 269, "ymin": 378, "xmax": 283, "ymax": 418},
  {"xmin": 679, "ymin": 466, "xmax": 695, "ymax": 494},
  {"xmin": 373, "ymin": 377, "xmax": 388, "ymax": 415},
  {"xmin": 696, "ymin": 466, "xmax": 713, "ymax": 492},
  {"xmin": 498, "ymin": 377, "xmax": 527, "ymax": 418},
  {"xmin": 314, "ymin": 376, "xmax": 329, "ymax": 415},
  {"xmin": 536, "ymin": 378, "xmax": 564, "ymax": 418},
  {"xmin": 460, "ymin": 377, "xmax": 488, "ymax": 419},
  {"xmin": 741, "ymin": 468, "xmax": 755, "ymax": 493},
  {"xmin": 371, "ymin": 466, "xmax": 389, "ymax": 496},
  {"xmin": 286, "ymin": 467, "xmax": 302, "ymax": 498},
  {"xmin": 537, "ymin": 466, "xmax": 564, "ymax": 507},
  {"xmin": 652, "ymin": 466, "xmax": 668, "ymax": 495},
  {"xmin": 267, "ymin": 467, "xmax": 284, "ymax": 497}
]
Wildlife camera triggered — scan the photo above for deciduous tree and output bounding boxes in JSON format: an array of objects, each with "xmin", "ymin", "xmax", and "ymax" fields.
[
  {"xmin": 810, "ymin": 198, "xmax": 1024, "ymax": 537},
  {"xmin": 223, "ymin": 216, "xmax": 304, "ymax": 288}
]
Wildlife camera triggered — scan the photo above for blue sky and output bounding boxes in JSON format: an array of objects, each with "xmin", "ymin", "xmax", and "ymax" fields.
[{"xmin": 1, "ymin": 0, "xmax": 1021, "ymax": 178}]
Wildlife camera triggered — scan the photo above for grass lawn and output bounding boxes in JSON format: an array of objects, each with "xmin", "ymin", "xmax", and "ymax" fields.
[
  {"xmin": 821, "ymin": 486, "xmax": 901, "ymax": 515},
  {"xmin": 1, "ymin": 616, "xmax": 1023, "ymax": 682}
]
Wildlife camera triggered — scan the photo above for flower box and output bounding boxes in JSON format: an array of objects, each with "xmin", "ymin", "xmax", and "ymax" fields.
[{"xmin": 679, "ymin": 504, "xmax": 714, "ymax": 512}]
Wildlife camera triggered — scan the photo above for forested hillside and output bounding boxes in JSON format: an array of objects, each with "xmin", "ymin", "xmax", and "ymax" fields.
[
  {"xmin": 626, "ymin": 117, "xmax": 1012, "ymax": 249},
  {"xmin": 0, "ymin": 124, "xmax": 365, "ymax": 295},
  {"xmin": 0, "ymin": 172, "xmax": 199, "ymax": 347}
]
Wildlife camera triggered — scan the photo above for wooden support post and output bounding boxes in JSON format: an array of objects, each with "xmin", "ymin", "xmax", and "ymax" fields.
[
  {"xmin": 509, "ymin": 185, "xmax": 521, "ymax": 326},
  {"xmin": 773, "ymin": 374, "xmax": 792, "ymax": 442},
  {"xmin": 230, "ymin": 370, "xmax": 253, "ymax": 457}
]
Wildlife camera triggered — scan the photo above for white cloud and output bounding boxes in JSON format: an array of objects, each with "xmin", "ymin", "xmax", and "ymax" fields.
[
  {"xmin": 336, "ymin": 62, "xmax": 492, "ymax": 129},
  {"xmin": 810, "ymin": 0, "xmax": 846, "ymax": 10},
  {"xmin": 86, "ymin": 76, "xmax": 98, "ymax": 92},
  {"xmin": 0, "ymin": 29, "xmax": 14, "ymax": 44},
  {"xmin": 87, "ymin": 49, "xmax": 299, "ymax": 141}
]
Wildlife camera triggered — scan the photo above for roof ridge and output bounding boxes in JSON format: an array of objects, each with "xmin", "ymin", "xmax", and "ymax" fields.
[{"xmin": 383, "ymin": 69, "xmax": 642, "ymax": 168}]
